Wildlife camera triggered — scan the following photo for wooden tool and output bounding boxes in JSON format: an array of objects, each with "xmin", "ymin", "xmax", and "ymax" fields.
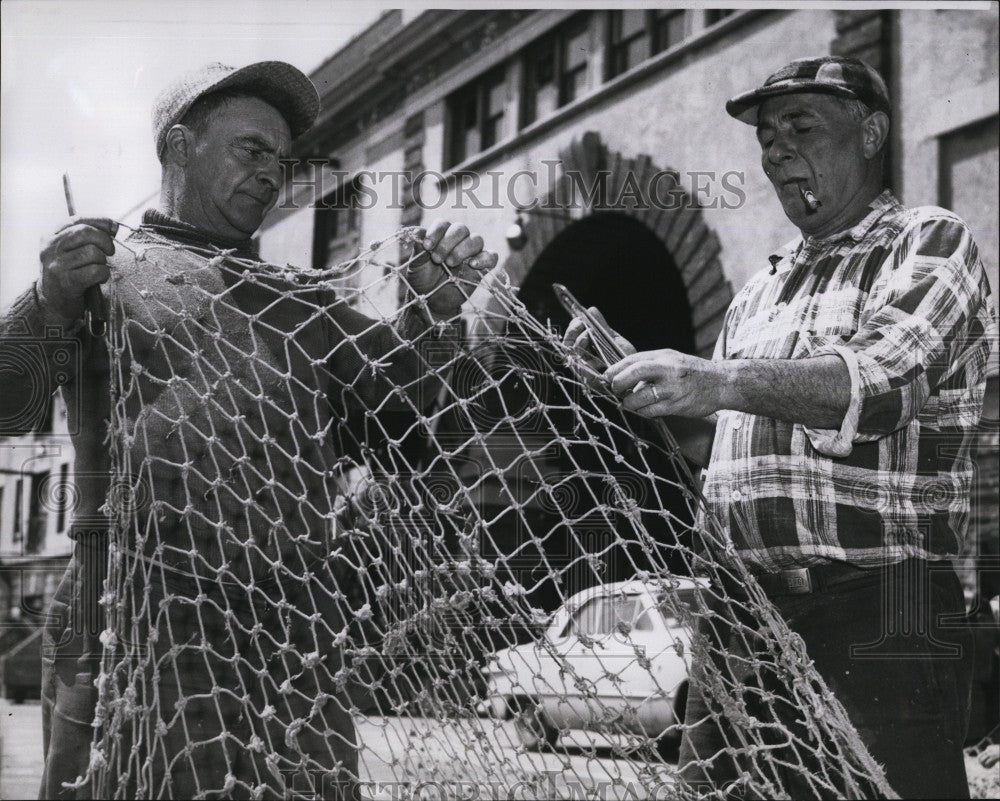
[{"xmin": 62, "ymin": 173, "xmax": 107, "ymax": 336}]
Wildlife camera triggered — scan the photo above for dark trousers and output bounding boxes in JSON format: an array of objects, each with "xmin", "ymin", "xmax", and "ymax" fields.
[
  {"xmin": 39, "ymin": 542, "xmax": 104, "ymax": 801},
  {"xmin": 678, "ymin": 560, "xmax": 975, "ymax": 800},
  {"xmin": 39, "ymin": 546, "xmax": 359, "ymax": 800}
]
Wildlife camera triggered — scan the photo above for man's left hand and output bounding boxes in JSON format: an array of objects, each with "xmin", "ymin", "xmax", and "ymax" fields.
[
  {"xmin": 405, "ymin": 220, "xmax": 499, "ymax": 318},
  {"xmin": 605, "ymin": 349, "xmax": 730, "ymax": 419}
]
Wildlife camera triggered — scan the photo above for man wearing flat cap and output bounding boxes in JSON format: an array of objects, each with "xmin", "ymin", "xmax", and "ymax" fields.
[
  {"xmin": 1, "ymin": 60, "xmax": 497, "ymax": 799},
  {"xmin": 567, "ymin": 56, "xmax": 994, "ymax": 797}
]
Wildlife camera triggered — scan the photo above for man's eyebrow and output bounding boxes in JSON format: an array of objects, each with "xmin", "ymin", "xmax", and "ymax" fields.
[
  {"xmin": 756, "ymin": 108, "xmax": 820, "ymax": 133},
  {"xmin": 233, "ymin": 133, "xmax": 291, "ymax": 159},
  {"xmin": 782, "ymin": 109, "xmax": 817, "ymax": 122},
  {"xmin": 234, "ymin": 134, "xmax": 276, "ymax": 150}
]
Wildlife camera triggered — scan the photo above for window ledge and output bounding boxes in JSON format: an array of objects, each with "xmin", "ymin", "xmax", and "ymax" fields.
[{"xmin": 439, "ymin": 9, "xmax": 766, "ymax": 187}]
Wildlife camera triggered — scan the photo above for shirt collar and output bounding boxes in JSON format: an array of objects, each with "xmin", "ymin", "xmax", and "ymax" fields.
[
  {"xmin": 140, "ymin": 208, "xmax": 260, "ymax": 258},
  {"xmin": 767, "ymin": 189, "xmax": 901, "ymax": 273}
]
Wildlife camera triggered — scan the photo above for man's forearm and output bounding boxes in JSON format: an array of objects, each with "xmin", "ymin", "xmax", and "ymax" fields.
[
  {"xmin": 720, "ymin": 354, "xmax": 850, "ymax": 428},
  {"xmin": 0, "ymin": 283, "xmax": 83, "ymax": 435},
  {"xmin": 1, "ymin": 282, "xmax": 81, "ymax": 337},
  {"xmin": 380, "ymin": 305, "xmax": 463, "ymax": 412}
]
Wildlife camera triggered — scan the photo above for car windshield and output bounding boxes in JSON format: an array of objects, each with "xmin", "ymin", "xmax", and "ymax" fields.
[
  {"xmin": 560, "ymin": 594, "xmax": 648, "ymax": 637},
  {"xmin": 656, "ymin": 587, "xmax": 697, "ymax": 627}
]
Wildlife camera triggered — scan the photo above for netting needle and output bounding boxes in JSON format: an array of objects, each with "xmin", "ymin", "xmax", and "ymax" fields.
[{"xmin": 63, "ymin": 173, "xmax": 107, "ymax": 336}]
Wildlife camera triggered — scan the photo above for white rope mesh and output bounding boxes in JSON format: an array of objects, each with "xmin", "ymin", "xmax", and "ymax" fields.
[{"xmin": 79, "ymin": 224, "xmax": 896, "ymax": 799}]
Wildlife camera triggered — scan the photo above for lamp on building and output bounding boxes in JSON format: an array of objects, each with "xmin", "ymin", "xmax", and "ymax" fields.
[{"xmin": 506, "ymin": 211, "xmax": 527, "ymax": 252}]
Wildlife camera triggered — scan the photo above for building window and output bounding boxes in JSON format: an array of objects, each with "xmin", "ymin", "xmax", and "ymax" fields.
[
  {"xmin": 652, "ymin": 9, "xmax": 687, "ymax": 54},
  {"xmin": 56, "ymin": 463, "xmax": 69, "ymax": 533},
  {"xmin": 608, "ymin": 10, "xmax": 650, "ymax": 78},
  {"xmin": 521, "ymin": 14, "xmax": 591, "ymax": 128},
  {"xmin": 938, "ymin": 115, "xmax": 999, "ymax": 300},
  {"xmin": 12, "ymin": 479, "xmax": 22, "ymax": 544},
  {"xmin": 608, "ymin": 9, "xmax": 735, "ymax": 78},
  {"xmin": 446, "ymin": 66, "xmax": 508, "ymax": 168},
  {"xmin": 26, "ymin": 470, "xmax": 48, "ymax": 554},
  {"xmin": 312, "ymin": 178, "xmax": 362, "ymax": 270}
]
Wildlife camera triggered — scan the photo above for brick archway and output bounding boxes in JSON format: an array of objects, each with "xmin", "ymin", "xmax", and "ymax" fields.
[{"xmin": 497, "ymin": 131, "xmax": 732, "ymax": 358}]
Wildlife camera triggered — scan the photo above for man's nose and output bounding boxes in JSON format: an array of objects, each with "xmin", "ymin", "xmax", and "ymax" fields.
[
  {"xmin": 766, "ymin": 132, "xmax": 796, "ymax": 165},
  {"xmin": 257, "ymin": 159, "xmax": 281, "ymax": 191}
]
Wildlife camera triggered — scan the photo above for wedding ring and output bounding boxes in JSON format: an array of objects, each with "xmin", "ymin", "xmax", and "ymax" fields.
[{"xmin": 651, "ymin": 385, "xmax": 659, "ymax": 402}]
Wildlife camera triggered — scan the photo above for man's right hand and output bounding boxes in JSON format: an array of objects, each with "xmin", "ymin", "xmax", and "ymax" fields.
[
  {"xmin": 563, "ymin": 308, "xmax": 717, "ymax": 467},
  {"xmin": 39, "ymin": 218, "xmax": 118, "ymax": 323},
  {"xmin": 562, "ymin": 306, "xmax": 637, "ymax": 389}
]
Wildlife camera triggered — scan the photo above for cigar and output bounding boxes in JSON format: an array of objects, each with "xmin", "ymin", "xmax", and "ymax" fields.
[
  {"xmin": 800, "ymin": 185, "xmax": 822, "ymax": 213},
  {"xmin": 63, "ymin": 173, "xmax": 107, "ymax": 336}
]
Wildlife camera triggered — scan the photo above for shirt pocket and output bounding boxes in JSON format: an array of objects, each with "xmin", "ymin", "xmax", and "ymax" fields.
[
  {"xmin": 798, "ymin": 298, "xmax": 861, "ymax": 356},
  {"xmin": 776, "ymin": 292, "xmax": 864, "ymax": 359}
]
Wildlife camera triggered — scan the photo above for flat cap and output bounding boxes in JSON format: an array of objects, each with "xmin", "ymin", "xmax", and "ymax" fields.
[
  {"xmin": 152, "ymin": 61, "xmax": 320, "ymax": 159},
  {"xmin": 726, "ymin": 56, "xmax": 890, "ymax": 125}
]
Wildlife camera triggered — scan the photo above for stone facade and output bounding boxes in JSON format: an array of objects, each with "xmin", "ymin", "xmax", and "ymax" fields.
[{"xmin": 258, "ymin": 8, "xmax": 998, "ymax": 590}]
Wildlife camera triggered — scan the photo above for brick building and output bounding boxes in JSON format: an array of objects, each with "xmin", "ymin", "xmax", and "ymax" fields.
[
  {"xmin": 3, "ymin": 5, "xmax": 996, "ymax": 703},
  {"xmin": 259, "ymin": 7, "xmax": 998, "ymax": 594}
]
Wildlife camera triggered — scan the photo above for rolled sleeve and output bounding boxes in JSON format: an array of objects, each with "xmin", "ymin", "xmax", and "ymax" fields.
[
  {"xmin": 809, "ymin": 216, "xmax": 992, "ymax": 450},
  {"xmin": 802, "ymin": 344, "xmax": 862, "ymax": 456}
]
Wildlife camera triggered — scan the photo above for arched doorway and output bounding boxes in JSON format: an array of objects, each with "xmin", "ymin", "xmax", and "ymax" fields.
[
  {"xmin": 490, "ymin": 131, "xmax": 733, "ymax": 359},
  {"xmin": 430, "ymin": 134, "xmax": 735, "ymax": 646},
  {"xmin": 517, "ymin": 211, "xmax": 695, "ymax": 355}
]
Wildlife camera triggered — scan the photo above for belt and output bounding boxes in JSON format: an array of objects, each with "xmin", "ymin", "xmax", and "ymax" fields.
[{"xmin": 750, "ymin": 559, "xmax": 939, "ymax": 597}]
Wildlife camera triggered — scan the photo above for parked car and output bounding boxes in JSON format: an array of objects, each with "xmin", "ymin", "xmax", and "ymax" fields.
[{"xmin": 482, "ymin": 577, "xmax": 704, "ymax": 757}]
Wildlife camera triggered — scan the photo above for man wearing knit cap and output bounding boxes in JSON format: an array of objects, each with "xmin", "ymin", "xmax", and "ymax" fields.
[
  {"xmin": 2, "ymin": 60, "xmax": 497, "ymax": 799},
  {"xmin": 567, "ymin": 56, "xmax": 994, "ymax": 798}
]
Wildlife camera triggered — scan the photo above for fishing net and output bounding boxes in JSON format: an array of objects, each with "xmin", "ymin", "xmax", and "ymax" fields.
[{"xmin": 74, "ymin": 223, "xmax": 895, "ymax": 799}]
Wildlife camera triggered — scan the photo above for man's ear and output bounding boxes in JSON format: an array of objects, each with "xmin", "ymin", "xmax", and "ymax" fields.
[
  {"xmin": 861, "ymin": 111, "xmax": 890, "ymax": 160},
  {"xmin": 163, "ymin": 125, "xmax": 194, "ymax": 166}
]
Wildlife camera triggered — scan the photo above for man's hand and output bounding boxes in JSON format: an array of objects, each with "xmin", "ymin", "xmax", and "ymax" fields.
[
  {"xmin": 562, "ymin": 306, "xmax": 635, "ymax": 389},
  {"xmin": 39, "ymin": 218, "xmax": 118, "ymax": 323},
  {"xmin": 405, "ymin": 220, "xmax": 498, "ymax": 318},
  {"xmin": 604, "ymin": 349, "xmax": 729, "ymax": 419},
  {"xmin": 564, "ymin": 313, "xmax": 718, "ymax": 465}
]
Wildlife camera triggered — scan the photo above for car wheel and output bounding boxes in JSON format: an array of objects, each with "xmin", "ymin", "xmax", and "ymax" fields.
[
  {"xmin": 512, "ymin": 699, "xmax": 558, "ymax": 750},
  {"xmin": 655, "ymin": 731, "xmax": 680, "ymax": 762},
  {"xmin": 672, "ymin": 681, "xmax": 689, "ymax": 726},
  {"xmin": 655, "ymin": 681, "xmax": 690, "ymax": 762}
]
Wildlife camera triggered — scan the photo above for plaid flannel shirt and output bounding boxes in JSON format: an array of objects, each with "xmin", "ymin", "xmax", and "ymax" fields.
[{"xmin": 701, "ymin": 190, "xmax": 996, "ymax": 572}]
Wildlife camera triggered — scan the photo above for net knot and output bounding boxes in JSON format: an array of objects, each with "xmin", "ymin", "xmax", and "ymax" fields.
[
  {"xmin": 88, "ymin": 746, "xmax": 107, "ymax": 773},
  {"xmin": 284, "ymin": 720, "xmax": 304, "ymax": 748}
]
